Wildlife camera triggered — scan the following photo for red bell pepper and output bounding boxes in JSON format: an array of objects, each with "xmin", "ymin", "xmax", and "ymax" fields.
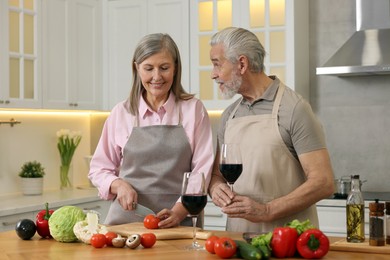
[
  {"xmin": 271, "ymin": 227, "xmax": 298, "ymax": 258},
  {"xmin": 296, "ymin": 229, "xmax": 330, "ymax": 259},
  {"xmin": 36, "ymin": 202, "xmax": 54, "ymax": 238}
]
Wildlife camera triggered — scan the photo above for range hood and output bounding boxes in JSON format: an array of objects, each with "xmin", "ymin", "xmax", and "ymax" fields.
[{"xmin": 316, "ymin": 0, "xmax": 390, "ymax": 76}]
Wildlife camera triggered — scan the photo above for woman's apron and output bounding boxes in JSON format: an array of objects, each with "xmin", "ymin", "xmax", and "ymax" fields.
[
  {"xmin": 225, "ymin": 83, "xmax": 318, "ymax": 233},
  {"xmin": 105, "ymin": 103, "xmax": 196, "ymax": 227}
]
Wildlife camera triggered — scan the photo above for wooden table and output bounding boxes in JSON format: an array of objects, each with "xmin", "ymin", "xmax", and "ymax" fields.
[{"xmin": 0, "ymin": 230, "xmax": 389, "ymax": 260}]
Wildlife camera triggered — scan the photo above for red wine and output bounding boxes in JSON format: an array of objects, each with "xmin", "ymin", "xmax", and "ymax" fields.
[
  {"xmin": 219, "ymin": 164, "xmax": 242, "ymax": 184},
  {"xmin": 181, "ymin": 194, "xmax": 207, "ymax": 216}
]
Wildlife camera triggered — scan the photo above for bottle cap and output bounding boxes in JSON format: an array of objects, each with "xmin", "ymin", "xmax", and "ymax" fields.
[
  {"xmin": 369, "ymin": 199, "xmax": 384, "ymax": 211},
  {"xmin": 352, "ymin": 175, "xmax": 360, "ymax": 179}
]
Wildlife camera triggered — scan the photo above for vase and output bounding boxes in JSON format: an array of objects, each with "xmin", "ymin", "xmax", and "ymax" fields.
[
  {"xmin": 21, "ymin": 177, "xmax": 43, "ymax": 195},
  {"xmin": 60, "ymin": 164, "xmax": 72, "ymax": 189}
]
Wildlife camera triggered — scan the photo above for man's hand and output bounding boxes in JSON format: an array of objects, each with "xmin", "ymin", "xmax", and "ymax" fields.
[
  {"xmin": 210, "ymin": 182, "xmax": 235, "ymax": 207},
  {"xmin": 221, "ymin": 195, "xmax": 269, "ymax": 222}
]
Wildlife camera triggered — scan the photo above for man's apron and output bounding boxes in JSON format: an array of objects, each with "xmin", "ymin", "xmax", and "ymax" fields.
[
  {"xmin": 105, "ymin": 103, "xmax": 196, "ymax": 227},
  {"xmin": 225, "ymin": 83, "xmax": 318, "ymax": 232}
]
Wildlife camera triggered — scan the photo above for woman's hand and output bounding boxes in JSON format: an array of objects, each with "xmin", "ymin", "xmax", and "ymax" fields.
[
  {"xmin": 156, "ymin": 203, "xmax": 189, "ymax": 228},
  {"xmin": 110, "ymin": 178, "xmax": 138, "ymax": 211}
]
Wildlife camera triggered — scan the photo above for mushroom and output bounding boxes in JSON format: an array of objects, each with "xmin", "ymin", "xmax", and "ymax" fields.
[
  {"xmin": 111, "ymin": 234, "xmax": 126, "ymax": 248},
  {"xmin": 126, "ymin": 234, "xmax": 141, "ymax": 249}
]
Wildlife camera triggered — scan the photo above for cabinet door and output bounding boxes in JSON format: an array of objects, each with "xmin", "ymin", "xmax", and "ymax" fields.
[
  {"xmin": 0, "ymin": 0, "xmax": 42, "ymax": 109},
  {"xmin": 190, "ymin": 0, "xmax": 309, "ymax": 110},
  {"xmin": 105, "ymin": 0, "xmax": 189, "ymax": 111},
  {"xmin": 148, "ymin": 0, "xmax": 190, "ymax": 92},
  {"xmin": 106, "ymin": 0, "xmax": 147, "ymax": 110},
  {"xmin": 42, "ymin": 0, "xmax": 102, "ymax": 110}
]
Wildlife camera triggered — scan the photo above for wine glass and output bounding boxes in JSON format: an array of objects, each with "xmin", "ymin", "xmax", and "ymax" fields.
[
  {"xmin": 219, "ymin": 143, "xmax": 243, "ymax": 192},
  {"xmin": 181, "ymin": 171, "xmax": 207, "ymax": 250}
]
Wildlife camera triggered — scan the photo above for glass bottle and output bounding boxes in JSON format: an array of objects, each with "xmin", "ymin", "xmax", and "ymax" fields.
[
  {"xmin": 386, "ymin": 202, "xmax": 390, "ymax": 244},
  {"xmin": 346, "ymin": 175, "xmax": 365, "ymax": 242},
  {"xmin": 369, "ymin": 199, "xmax": 385, "ymax": 246}
]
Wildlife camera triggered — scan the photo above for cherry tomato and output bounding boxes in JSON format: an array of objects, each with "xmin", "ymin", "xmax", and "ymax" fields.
[
  {"xmin": 143, "ymin": 214, "xmax": 160, "ymax": 229},
  {"xmin": 90, "ymin": 233, "xmax": 107, "ymax": 248},
  {"xmin": 214, "ymin": 237, "xmax": 237, "ymax": 259},
  {"xmin": 205, "ymin": 235, "xmax": 219, "ymax": 254},
  {"xmin": 104, "ymin": 231, "xmax": 118, "ymax": 247},
  {"xmin": 141, "ymin": 233, "xmax": 157, "ymax": 248}
]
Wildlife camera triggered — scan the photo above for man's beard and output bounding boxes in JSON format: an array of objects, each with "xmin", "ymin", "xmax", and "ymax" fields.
[{"xmin": 218, "ymin": 72, "xmax": 242, "ymax": 99}]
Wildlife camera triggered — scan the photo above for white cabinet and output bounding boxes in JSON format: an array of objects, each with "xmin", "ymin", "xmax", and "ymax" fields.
[
  {"xmin": 104, "ymin": 0, "xmax": 189, "ymax": 111},
  {"xmin": 42, "ymin": 0, "xmax": 103, "ymax": 110},
  {"xmin": 203, "ymin": 197, "xmax": 226, "ymax": 231},
  {"xmin": 0, "ymin": 199, "xmax": 110, "ymax": 232},
  {"xmin": 0, "ymin": 0, "xmax": 43, "ymax": 109},
  {"xmin": 189, "ymin": 0, "xmax": 309, "ymax": 110},
  {"xmin": 316, "ymin": 201, "xmax": 370, "ymax": 237}
]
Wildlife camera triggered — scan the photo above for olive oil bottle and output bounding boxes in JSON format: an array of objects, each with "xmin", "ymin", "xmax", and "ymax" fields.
[{"xmin": 346, "ymin": 175, "xmax": 365, "ymax": 242}]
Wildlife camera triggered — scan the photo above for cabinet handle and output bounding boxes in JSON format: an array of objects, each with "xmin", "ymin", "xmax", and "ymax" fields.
[
  {"xmin": 204, "ymin": 213, "xmax": 224, "ymax": 217},
  {"xmin": 2, "ymin": 221, "xmax": 18, "ymax": 227},
  {"xmin": 83, "ymin": 206, "xmax": 101, "ymax": 211}
]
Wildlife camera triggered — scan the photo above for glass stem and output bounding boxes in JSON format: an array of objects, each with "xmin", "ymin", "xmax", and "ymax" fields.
[{"xmin": 192, "ymin": 216, "xmax": 197, "ymax": 247}]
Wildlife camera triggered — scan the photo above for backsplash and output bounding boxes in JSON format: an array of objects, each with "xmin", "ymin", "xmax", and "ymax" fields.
[
  {"xmin": 0, "ymin": 110, "xmax": 221, "ymax": 196},
  {"xmin": 0, "ymin": 110, "xmax": 104, "ymax": 195}
]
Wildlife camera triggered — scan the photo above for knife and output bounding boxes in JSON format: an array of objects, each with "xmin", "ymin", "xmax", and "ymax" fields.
[{"xmin": 134, "ymin": 203, "xmax": 156, "ymax": 218}]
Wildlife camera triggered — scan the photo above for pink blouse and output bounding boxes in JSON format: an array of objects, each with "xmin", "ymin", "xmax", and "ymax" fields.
[{"xmin": 89, "ymin": 92, "xmax": 214, "ymax": 200}]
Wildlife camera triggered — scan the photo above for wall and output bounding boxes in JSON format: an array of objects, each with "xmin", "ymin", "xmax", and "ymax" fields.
[
  {"xmin": 0, "ymin": 110, "xmax": 221, "ymax": 196},
  {"xmin": 0, "ymin": 110, "xmax": 106, "ymax": 195},
  {"xmin": 309, "ymin": 0, "xmax": 390, "ymax": 192}
]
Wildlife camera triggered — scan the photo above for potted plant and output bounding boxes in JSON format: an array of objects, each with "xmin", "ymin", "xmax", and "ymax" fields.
[{"xmin": 19, "ymin": 161, "xmax": 45, "ymax": 195}]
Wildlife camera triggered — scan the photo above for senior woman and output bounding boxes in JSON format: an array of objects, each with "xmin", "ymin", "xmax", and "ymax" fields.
[{"xmin": 89, "ymin": 33, "xmax": 214, "ymax": 228}]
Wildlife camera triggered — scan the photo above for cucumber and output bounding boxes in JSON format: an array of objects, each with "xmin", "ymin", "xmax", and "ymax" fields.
[
  {"xmin": 234, "ymin": 240, "xmax": 262, "ymax": 260},
  {"xmin": 257, "ymin": 244, "xmax": 271, "ymax": 259}
]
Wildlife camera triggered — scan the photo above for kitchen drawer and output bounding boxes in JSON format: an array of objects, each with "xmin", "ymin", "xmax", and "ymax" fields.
[
  {"xmin": 317, "ymin": 205, "xmax": 369, "ymax": 237},
  {"xmin": 73, "ymin": 200, "xmax": 110, "ymax": 223},
  {"xmin": 0, "ymin": 211, "xmax": 35, "ymax": 232},
  {"xmin": 204, "ymin": 202, "xmax": 226, "ymax": 231}
]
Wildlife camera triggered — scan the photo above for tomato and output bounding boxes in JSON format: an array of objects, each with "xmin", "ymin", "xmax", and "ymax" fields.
[
  {"xmin": 214, "ymin": 237, "xmax": 237, "ymax": 259},
  {"xmin": 143, "ymin": 214, "xmax": 160, "ymax": 229},
  {"xmin": 91, "ymin": 233, "xmax": 107, "ymax": 248},
  {"xmin": 141, "ymin": 233, "xmax": 157, "ymax": 248},
  {"xmin": 104, "ymin": 231, "xmax": 118, "ymax": 247},
  {"xmin": 205, "ymin": 235, "xmax": 219, "ymax": 254}
]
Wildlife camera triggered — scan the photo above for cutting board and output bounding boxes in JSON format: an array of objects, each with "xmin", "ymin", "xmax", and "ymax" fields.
[
  {"xmin": 330, "ymin": 238, "xmax": 390, "ymax": 254},
  {"xmin": 106, "ymin": 222, "xmax": 214, "ymax": 240}
]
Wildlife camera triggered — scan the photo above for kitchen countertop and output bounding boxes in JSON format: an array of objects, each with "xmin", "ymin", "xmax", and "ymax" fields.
[
  {"xmin": 0, "ymin": 187, "xmax": 100, "ymax": 217},
  {"xmin": 0, "ymin": 229, "xmax": 389, "ymax": 259}
]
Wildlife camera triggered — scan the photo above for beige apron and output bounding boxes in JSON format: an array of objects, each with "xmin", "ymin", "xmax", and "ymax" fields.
[
  {"xmin": 105, "ymin": 102, "xmax": 195, "ymax": 226},
  {"xmin": 225, "ymin": 83, "xmax": 318, "ymax": 232}
]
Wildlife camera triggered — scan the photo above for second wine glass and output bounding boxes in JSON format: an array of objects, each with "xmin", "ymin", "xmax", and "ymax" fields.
[
  {"xmin": 181, "ymin": 171, "xmax": 207, "ymax": 250},
  {"xmin": 219, "ymin": 143, "xmax": 243, "ymax": 192}
]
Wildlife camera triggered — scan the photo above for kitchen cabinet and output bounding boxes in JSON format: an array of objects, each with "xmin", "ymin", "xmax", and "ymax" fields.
[
  {"xmin": 189, "ymin": 0, "xmax": 309, "ymax": 110},
  {"xmin": 316, "ymin": 199, "xmax": 370, "ymax": 237},
  {"xmin": 41, "ymin": 0, "xmax": 103, "ymax": 110},
  {"xmin": 0, "ymin": 189, "xmax": 109, "ymax": 232},
  {"xmin": 0, "ymin": 0, "xmax": 43, "ymax": 109},
  {"xmin": 203, "ymin": 197, "xmax": 226, "ymax": 231},
  {"xmin": 104, "ymin": 0, "xmax": 190, "ymax": 111}
]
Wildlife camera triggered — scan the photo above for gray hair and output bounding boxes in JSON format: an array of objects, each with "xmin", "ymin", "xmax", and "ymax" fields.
[
  {"xmin": 210, "ymin": 27, "xmax": 266, "ymax": 73},
  {"xmin": 129, "ymin": 33, "xmax": 193, "ymax": 115}
]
